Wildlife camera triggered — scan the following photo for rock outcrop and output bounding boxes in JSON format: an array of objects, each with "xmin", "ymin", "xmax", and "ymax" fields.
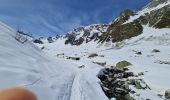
[{"xmin": 97, "ymin": 62, "xmax": 149, "ymax": 100}]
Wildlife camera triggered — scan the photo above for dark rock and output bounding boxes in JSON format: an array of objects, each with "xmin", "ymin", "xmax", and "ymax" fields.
[
  {"xmin": 136, "ymin": 51, "xmax": 142, "ymax": 55},
  {"xmin": 152, "ymin": 49, "xmax": 160, "ymax": 53},
  {"xmin": 98, "ymin": 65, "xmax": 149, "ymax": 100},
  {"xmin": 33, "ymin": 39, "xmax": 43, "ymax": 44},
  {"xmin": 47, "ymin": 37, "xmax": 54, "ymax": 43},
  {"xmin": 157, "ymin": 94, "xmax": 163, "ymax": 98},
  {"xmin": 41, "ymin": 46, "xmax": 45, "ymax": 50},
  {"xmin": 78, "ymin": 65, "xmax": 85, "ymax": 68},
  {"xmin": 66, "ymin": 57, "xmax": 80, "ymax": 61},
  {"xmin": 117, "ymin": 93, "xmax": 134, "ymax": 100},
  {"xmin": 88, "ymin": 53, "xmax": 98, "ymax": 58},
  {"xmin": 165, "ymin": 89, "xmax": 170, "ymax": 99}
]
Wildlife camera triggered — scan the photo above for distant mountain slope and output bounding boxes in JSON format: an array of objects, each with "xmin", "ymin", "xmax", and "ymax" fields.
[{"xmin": 34, "ymin": 0, "xmax": 170, "ymax": 46}]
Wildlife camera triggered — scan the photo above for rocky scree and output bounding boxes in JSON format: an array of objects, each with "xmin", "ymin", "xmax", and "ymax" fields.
[{"xmin": 97, "ymin": 61, "xmax": 150, "ymax": 100}]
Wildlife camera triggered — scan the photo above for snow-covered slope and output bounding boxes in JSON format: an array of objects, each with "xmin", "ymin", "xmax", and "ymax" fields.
[
  {"xmin": 1, "ymin": 0, "xmax": 170, "ymax": 100},
  {"xmin": 35, "ymin": 24, "xmax": 170, "ymax": 99},
  {"xmin": 33, "ymin": 1, "xmax": 170, "ymax": 98},
  {"xmin": 0, "ymin": 22, "xmax": 108, "ymax": 100},
  {"xmin": 124, "ymin": 0, "xmax": 170, "ymax": 24}
]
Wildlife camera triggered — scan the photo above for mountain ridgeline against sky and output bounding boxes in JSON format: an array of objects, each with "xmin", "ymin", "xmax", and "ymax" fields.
[
  {"xmin": 33, "ymin": 0, "xmax": 170, "ymax": 45},
  {"xmin": 1, "ymin": 0, "xmax": 170, "ymax": 100},
  {"xmin": 0, "ymin": 0, "xmax": 151, "ymax": 37}
]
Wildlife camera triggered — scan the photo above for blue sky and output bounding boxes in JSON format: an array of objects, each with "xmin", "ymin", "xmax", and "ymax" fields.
[{"xmin": 0, "ymin": 0, "xmax": 150, "ymax": 37}]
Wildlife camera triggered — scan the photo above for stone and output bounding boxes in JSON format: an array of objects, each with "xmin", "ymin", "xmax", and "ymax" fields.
[
  {"xmin": 88, "ymin": 53, "xmax": 98, "ymax": 58},
  {"xmin": 165, "ymin": 89, "xmax": 170, "ymax": 99},
  {"xmin": 115, "ymin": 61, "xmax": 132, "ymax": 71},
  {"xmin": 134, "ymin": 80, "xmax": 143, "ymax": 89},
  {"xmin": 66, "ymin": 57, "xmax": 80, "ymax": 61},
  {"xmin": 137, "ymin": 72, "xmax": 144, "ymax": 76},
  {"xmin": 152, "ymin": 49, "xmax": 160, "ymax": 53},
  {"xmin": 136, "ymin": 51, "xmax": 142, "ymax": 55},
  {"xmin": 117, "ymin": 93, "xmax": 134, "ymax": 100},
  {"xmin": 78, "ymin": 65, "xmax": 85, "ymax": 68}
]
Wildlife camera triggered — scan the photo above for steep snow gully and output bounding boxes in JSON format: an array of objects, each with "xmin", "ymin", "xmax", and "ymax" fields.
[{"xmin": 0, "ymin": 22, "xmax": 108, "ymax": 100}]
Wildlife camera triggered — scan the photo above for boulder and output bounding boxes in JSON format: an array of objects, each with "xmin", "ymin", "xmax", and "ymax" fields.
[
  {"xmin": 136, "ymin": 51, "xmax": 142, "ymax": 55},
  {"xmin": 88, "ymin": 53, "xmax": 98, "ymax": 58},
  {"xmin": 66, "ymin": 57, "xmax": 80, "ymax": 61},
  {"xmin": 115, "ymin": 61, "xmax": 132, "ymax": 71},
  {"xmin": 152, "ymin": 49, "xmax": 160, "ymax": 53},
  {"xmin": 33, "ymin": 39, "xmax": 43, "ymax": 44}
]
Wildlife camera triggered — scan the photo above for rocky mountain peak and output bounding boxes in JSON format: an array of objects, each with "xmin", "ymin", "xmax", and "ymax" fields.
[
  {"xmin": 33, "ymin": 0, "xmax": 170, "ymax": 46},
  {"xmin": 64, "ymin": 24, "xmax": 109, "ymax": 45},
  {"xmin": 145, "ymin": 0, "xmax": 169, "ymax": 8}
]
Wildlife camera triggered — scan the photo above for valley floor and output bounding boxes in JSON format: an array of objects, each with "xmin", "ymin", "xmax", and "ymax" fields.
[
  {"xmin": 39, "ymin": 25, "xmax": 170, "ymax": 100},
  {"xmin": 0, "ymin": 21, "xmax": 170, "ymax": 100}
]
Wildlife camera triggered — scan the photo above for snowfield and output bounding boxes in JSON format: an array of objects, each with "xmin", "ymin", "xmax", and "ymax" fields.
[
  {"xmin": 0, "ymin": 22, "xmax": 108, "ymax": 100},
  {"xmin": 124, "ymin": 0, "xmax": 170, "ymax": 24},
  {"xmin": 0, "ymin": 1, "xmax": 170, "ymax": 99},
  {"xmin": 37, "ymin": 25, "xmax": 170, "ymax": 100}
]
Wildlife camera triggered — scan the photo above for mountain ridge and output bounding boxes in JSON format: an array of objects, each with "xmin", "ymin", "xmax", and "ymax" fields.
[{"xmin": 34, "ymin": 0, "xmax": 170, "ymax": 46}]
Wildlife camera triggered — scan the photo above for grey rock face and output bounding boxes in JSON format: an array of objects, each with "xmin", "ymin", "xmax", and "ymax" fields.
[{"xmin": 64, "ymin": 24, "xmax": 108, "ymax": 45}]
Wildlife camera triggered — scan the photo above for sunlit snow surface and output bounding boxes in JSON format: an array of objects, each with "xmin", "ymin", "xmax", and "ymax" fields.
[
  {"xmin": 0, "ymin": 1, "xmax": 170, "ymax": 99},
  {"xmin": 38, "ymin": 25, "xmax": 170, "ymax": 100},
  {"xmin": 0, "ymin": 22, "xmax": 108, "ymax": 100}
]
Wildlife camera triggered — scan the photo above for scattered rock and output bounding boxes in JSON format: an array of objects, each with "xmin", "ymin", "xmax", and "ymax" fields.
[
  {"xmin": 132, "ymin": 50, "xmax": 142, "ymax": 55},
  {"xmin": 98, "ymin": 61, "xmax": 149, "ymax": 100},
  {"xmin": 93, "ymin": 61, "xmax": 106, "ymax": 67},
  {"xmin": 136, "ymin": 51, "xmax": 142, "ymax": 55},
  {"xmin": 33, "ymin": 39, "xmax": 43, "ymax": 44},
  {"xmin": 117, "ymin": 93, "xmax": 134, "ymax": 100},
  {"xmin": 57, "ymin": 53, "xmax": 65, "ymax": 57},
  {"xmin": 134, "ymin": 80, "xmax": 143, "ymax": 89},
  {"xmin": 137, "ymin": 72, "xmax": 144, "ymax": 77},
  {"xmin": 78, "ymin": 65, "xmax": 85, "ymax": 68},
  {"xmin": 99, "ymin": 55, "xmax": 105, "ymax": 57},
  {"xmin": 41, "ymin": 46, "xmax": 45, "ymax": 50},
  {"xmin": 152, "ymin": 49, "xmax": 160, "ymax": 53},
  {"xmin": 157, "ymin": 94, "xmax": 163, "ymax": 98},
  {"xmin": 165, "ymin": 89, "xmax": 170, "ymax": 99},
  {"xmin": 47, "ymin": 37, "xmax": 54, "ymax": 43},
  {"xmin": 116, "ymin": 61, "xmax": 132, "ymax": 71},
  {"xmin": 155, "ymin": 60, "xmax": 170, "ymax": 65},
  {"xmin": 88, "ymin": 53, "xmax": 98, "ymax": 58},
  {"xmin": 66, "ymin": 57, "xmax": 80, "ymax": 61},
  {"xmin": 130, "ymin": 79, "xmax": 150, "ymax": 90}
]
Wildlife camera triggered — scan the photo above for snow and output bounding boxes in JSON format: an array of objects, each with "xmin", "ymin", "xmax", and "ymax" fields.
[
  {"xmin": 0, "ymin": 22, "xmax": 108, "ymax": 100},
  {"xmin": 1, "ymin": 1, "xmax": 170, "ymax": 99},
  {"xmin": 124, "ymin": 1, "xmax": 170, "ymax": 24},
  {"xmin": 38, "ymin": 25, "xmax": 170, "ymax": 99}
]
